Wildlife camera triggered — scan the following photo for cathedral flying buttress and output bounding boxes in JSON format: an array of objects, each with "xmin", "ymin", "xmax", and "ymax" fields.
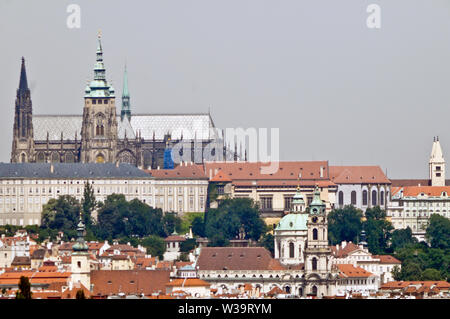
[{"xmin": 11, "ymin": 34, "xmax": 221, "ymax": 168}]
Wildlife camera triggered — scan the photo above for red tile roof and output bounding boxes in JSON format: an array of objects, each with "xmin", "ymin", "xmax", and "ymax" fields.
[
  {"xmin": 90, "ymin": 270, "xmax": 171, "ymax": 296},
  {"xmin": 204, "ymin": 161, "xmax": 331, "ymax": 181},
  {"xmin": 166, "ymin": 278, "xmax": 211, "ymax": 287},
  {"xmin": 145, "ymin": 164, "xmax": 208, "ymax": 180},
  {"xmin": 165, "ymin": 235, "xmax": 186, "ymax": 242},
  {"xmin": 393, "ymin": 186, "xmax": 450, "ymax": 197},
  {"xmin": 210, "ymin": 171, "xmax": 232, "ymax": 182},
  {"xmin": 337, "ymin": 264, "xmax": 374, "ymax": 278},
  {"xmin": 373, "ymin": 255, "xmax": 401, "ymax": 264},
  {"xmin": 331, "ymin": 242, "xmax": 361, "ymax": 258},
  {"xmin": 197, "ymin": 247, "xmax": 284, "ymax": 271},
  {"xmin": 329, "ymin": 166, "xmax": 390, "ymax": 184}
]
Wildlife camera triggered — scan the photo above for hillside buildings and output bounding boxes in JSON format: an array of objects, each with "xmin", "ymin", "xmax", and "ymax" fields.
[
  {"xmin": 388, "ymin": 137, "xmax": 450, "ymax": 240},
  {"xmin": 0, "ymin": 162, "xmax": 208, "ymax": 226}
]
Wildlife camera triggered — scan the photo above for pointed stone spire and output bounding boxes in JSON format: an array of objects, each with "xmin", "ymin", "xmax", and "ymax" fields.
[
  {"xmin": 121, "ymin": 64, "xmax": 131, "ymax": 121},
  {"xmin": 19, "ymin": 57, "xmax": 29, "ymax": 93}
]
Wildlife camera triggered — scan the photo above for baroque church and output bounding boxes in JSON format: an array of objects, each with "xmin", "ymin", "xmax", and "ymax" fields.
[
  {"xmin": 273, "ymin": 185, "xmax": 338, "ymax": 296},
  {"xmin": 11, "ymin": 34, "xmax": 226, "ymax": 168}
]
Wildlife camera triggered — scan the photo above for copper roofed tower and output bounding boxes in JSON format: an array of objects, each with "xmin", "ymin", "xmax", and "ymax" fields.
[{"xmin": 80, "ymin": 32, "xmax": 119, "ymax": 164}]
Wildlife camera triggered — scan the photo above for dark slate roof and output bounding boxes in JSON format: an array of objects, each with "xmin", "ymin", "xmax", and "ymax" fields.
[{"xmin": 0, "ymin": 163, "xmax": 152, "ymax": 179}]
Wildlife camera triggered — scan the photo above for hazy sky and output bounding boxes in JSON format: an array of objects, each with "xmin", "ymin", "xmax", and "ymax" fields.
[{"xmin": 1, "ymin": 0, "xmax": 450, "ymax": 178}]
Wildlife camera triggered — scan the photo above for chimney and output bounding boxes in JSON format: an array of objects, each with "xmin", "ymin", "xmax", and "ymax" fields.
[
  {"xmin": 320, "ymin": 166, "xmax": 324, "ymax": 178},
  {"xmin": 342, "ymin": 241, "xmax": 347, "ymax": 249}
]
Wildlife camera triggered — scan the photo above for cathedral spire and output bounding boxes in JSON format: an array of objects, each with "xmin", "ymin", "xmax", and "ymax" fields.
[
  {"xmin": 121, "ymin": 64, "xmax": 131, "ymax": 121},
  {"xmin": 19, "ymin": 57, "xmax": 29, "ymax": 93}
]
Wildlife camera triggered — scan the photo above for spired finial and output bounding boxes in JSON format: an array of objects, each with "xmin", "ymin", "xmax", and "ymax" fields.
[{"xmin": 98, "ymin": 29, "xmax": 102, "ymax": 38}]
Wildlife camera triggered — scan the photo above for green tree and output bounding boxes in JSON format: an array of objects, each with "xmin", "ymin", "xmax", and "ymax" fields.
[
  {"xmin": 16, "ymin": 276, "xmax": 32, "ymax": 299},
  {"xmin": 81, "ymin": 181, "xmax": 97, "ymax": 226},
  {"xmin": 41, "ymin": 196, "xmax": 82, "ymax": 240},
  {"xmin": 421, "ymin": 268, "xmax": 442, "ymax": 281},
  {"xmin": 163, "ymin": 213, "xmax": 182, "ymax": 236},
  {"xmin": 363, "ymin": 206, "xmax": 393, "ymax": 254},
  {"xmin": 204, "ymin": 198, "xmax": 266, "ymax": 247},
  {"xmin": 192, "ymin": 216, "xmax": 205, "ymax": 237},
  {"xmin": 426, "ymin": 214, "xmax": 450, "ymax": 249},
  {"xmin": 390, "ymin": 227, "xmax": 418, "ymax": 252},
  {"xmin": 180, "ymin": 238, "xmax": 197, "ymax": 253},
  {"xmin": 140, "ymin": 235, "xmax": 166, "ymax": 259},
  {"xmin": 260, "ymin": 233, "xmax": 274, "ymax": 256},
  {"xmin": 327, "ymin": 206, "xmax": 363, "ymax": 245}
]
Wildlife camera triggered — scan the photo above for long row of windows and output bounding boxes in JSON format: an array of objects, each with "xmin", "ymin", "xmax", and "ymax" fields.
[{"xmin": 338, "ymin": 190, "xmax": 387, "ymax": 207}]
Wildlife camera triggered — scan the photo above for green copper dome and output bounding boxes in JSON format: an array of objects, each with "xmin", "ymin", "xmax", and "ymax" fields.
[
  {"xmin": 275, "ymin": 213, "xmax": 308, "ymax": 231},
  {"xmin": 310, "ymin": 185, "xmax": 326, "ymax": 215}
]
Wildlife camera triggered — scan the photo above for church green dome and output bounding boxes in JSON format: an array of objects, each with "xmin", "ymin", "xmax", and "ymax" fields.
[{"xmin": 275, "ymin": 213, "xmax": 308, "ymax": 231}]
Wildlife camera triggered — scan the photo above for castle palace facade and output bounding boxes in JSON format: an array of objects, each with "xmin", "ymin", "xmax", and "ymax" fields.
[{"xmin": 11, "ymin": 35, "xmax": 225, "ymax": 168}]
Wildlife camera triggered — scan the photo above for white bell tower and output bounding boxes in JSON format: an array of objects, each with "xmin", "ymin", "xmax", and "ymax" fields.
[{"xmin": 429, "ymin": 136, "xmax": 445, "ymax": 186}]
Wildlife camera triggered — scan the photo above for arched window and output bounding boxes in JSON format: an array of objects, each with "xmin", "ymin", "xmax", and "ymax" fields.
[
  {"xmin": 372, "ymin": 190, "xmax": 377, "ymax": 206},
  {"xmin": 65, "ymin": 152, "xmax": 75, "ymax": 163},
  {"xmin": 380, "ymin": 191, "xmax": 385, "ymax": 206},
  {"xmin": 289, "ymin": 242, "xmax": 294, "ymax": 258},
  {"xmin": 312, "ymin": 257, "xmax": 318, "ymax": 271},
  {"xmin": 312, "ymin": 286, "xmax": 318, "ymax": 296},
  {"xmin": 96, "ymin": 154, "xmax": 105, "ymax": 163},
  {"xmin": 51, "ymin": 152, "xmax": 60, "ymax": 163},
  {"xmin": 95, "ymin": 113, "xmax": 105, "ymax": 136},
  {"xmin": 313, "ymin": 228, "xmax": 318, "ymax": 240},
  {"xmin": 299, "ymin": 246, "xmax": 302, "ymax": 258},
  {"xmin": 351, "ymin": 191, "xmax": 357, "ymax": 206},
  {"xmin": 362, "ymin": 190, "xmax": 368, "ymax": 206},
  {"xmin": 20, "ymin": 153, "xmax": 26, "ymax": 163},
  {"xmin": 338, "ymin": 191, "xmax": 344, "ymax": 207},
  {"xmin": 117, "ymin": 150, "xmax": 135, "ymax": 164},
  {"xmin": 36, "ymin": 152, "xmax": 45, "ymax": 163}
]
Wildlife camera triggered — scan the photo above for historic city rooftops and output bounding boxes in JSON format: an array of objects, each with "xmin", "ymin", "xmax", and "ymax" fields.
[
  {"xmin": 197, "ymin": 247, "xmax": 284, "ymax": 271},
  {"xmin": 90, "ymin": 270, "xmax": 171, "ymax": 297},
  {"xmin": 391, "ymin": 185, "xmax": 450, "ymax": 198},
  {"xmin": 146, "ymin": 163, "xmax": 208, "ymax": 180},
  {"xmin": 329, "ymin": 166, "xmax": 391, "ymax": 184},
  {"xmin": 204, "ymin": 161, "xmax": 330, "ymax": 181},
  {"xmin": 0, "ymin": 163, "xmax": 151, "ymax": 179},
  {"xmin": 337, "ymin": 264, "xmax": 374, "ymax": 278}
]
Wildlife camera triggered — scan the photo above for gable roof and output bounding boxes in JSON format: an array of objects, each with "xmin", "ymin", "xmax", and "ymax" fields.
[
  {"xmin": 197, "ymin": 247, "xmax": 284, "ymax": 271},
  {"xmin": 329, "ymin": 166, "xmax": 390, "ymax": 184},
  {"xmin": 392, "ymin": 186, "xmax": 450, "ymax": 198},
  {"xmin": 146, "ymin": 164, "xmax": 208, "ymax": 180},
  {"xmin": 337, "ymin": 264, "xmax": 374, "ymax": 278},
  {"xmin": 331, "ymin": 242, "xmax": 361, "ymax": 258},
  {"xmin": 90, "ymin": 270, "xmax": 171, "ymax": 296}
]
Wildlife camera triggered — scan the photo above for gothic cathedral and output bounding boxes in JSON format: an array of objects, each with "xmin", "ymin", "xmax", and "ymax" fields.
[{"xmin": 11, "ymin": 34, "xmax": 222, "ymax": 168}]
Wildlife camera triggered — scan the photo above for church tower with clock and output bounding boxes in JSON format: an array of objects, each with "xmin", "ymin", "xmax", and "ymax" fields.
[{"xmin": 304, "ymin": 185, "xmax": 336, "ymax": 297}]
